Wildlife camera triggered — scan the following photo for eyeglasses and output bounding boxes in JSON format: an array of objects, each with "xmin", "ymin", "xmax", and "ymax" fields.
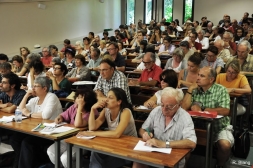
[
  {"xmin": 33, "ymin": 85, "xmax": 42, "ymax": 88},
  {"xmin": 160, "ymin": 103, "xmax": 178, "ymax": 111},
  {"xmin": 227, "ymin": 70, "xmax": 238, "ymax": 75},
  {"xmin": 0, "ymin": 81, "xmax": 9, "ymax": 85},
  {"xmin": 237, "ymin": 50, "xmax": 248, "ymax": 54},
  {"xmin": 98, "ymin": 68, "xmax": 110, "ymax": 72},
  {"xmin": 142, "ymin": 61, "xmax": 152, "ymax": 64},
  {"xmin": 53, "ymin": 67, "xmax": 61, "ymax": 70},
  {"xmin": 206, "ymin": 54, "xmax": 216, "ymax": 58},
  {"xmin": 107, "ymin": 48, "xmax": 115, "ymax": 51}
]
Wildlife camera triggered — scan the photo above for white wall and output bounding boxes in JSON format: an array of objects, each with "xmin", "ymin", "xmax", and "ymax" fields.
[
  {"xmin": 0, "ymin": 0, "xmax": 121, "ymax": 57},
  {"xmin": 194, "ymin": 0, "xmax": 253, "ymax": 25}
]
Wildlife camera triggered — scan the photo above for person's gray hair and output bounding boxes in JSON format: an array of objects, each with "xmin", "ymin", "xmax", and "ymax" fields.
[
  {"xmin": 0, "ymin": 62, "xmax": 11, "ymax": 70},
  {"xmin": 34, "ymin": 76, "xmax": 50, "ymax": 92},
  {"xmin": 27, "ymin": 53, "xmax": 41, "ymax": 62},
  {"xmin": 161, "ymin": 87, "xmax": 184, "ymax": 103},
  {"xmin": 52, "ymin": 57, "xmax": 61, "ymax": 63},
  {"xmin": 145, "ymin": 52, "xmax": 156, "ymax": 62},
  {"xmin": 223, "ymin": 31, "xmax": 233, "ymax": 38},
  {"xmin": 238, "ymin": 40, "xmax": 251, "ymax": 51},
  {"xmin": 215, "ymin": 39, "xmax": 225, "ymax": 47},
  {"xmin": 200, "ymin": 29, "xmax": 205, "ymax": 35},
  {"xmin": 76, "ymin": 41, "xmax": 84, "ymax": 48},
  {"xmin": 42, "ymin": 47, "xmax": 49, "ymax": 51},
  {"xmin": 212, "ymin": 26, "xmax": 218, "ymax": 30},
  {"xmin": 208, "ymin": 68, "xmax": 217, "ymax": 83},
  {"xmin": 173, "ymin": 48, "xmax": 184, "ymax": 60}
]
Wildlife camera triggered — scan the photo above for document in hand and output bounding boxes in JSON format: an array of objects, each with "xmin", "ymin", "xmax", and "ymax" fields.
[
  {"xmin": 134, "ymin": 140, "xmax": 172, "ymax": 154},
  {"xmin": 40, "ymin": 126, "xmax": 74, "ymax": 135}
]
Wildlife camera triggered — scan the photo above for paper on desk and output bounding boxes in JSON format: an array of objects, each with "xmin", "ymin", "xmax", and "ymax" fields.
[
  {"xmin": 136, "ymin": 105, "xmax": 149, "ymax": 110},
  {"xmin": 77, "ymin": 135, "xmax": 96, "ymax": 140},
  {"xmin": 40, "ymin": 126, "xmax": 74, "ymax": 135},
  {"xmin": 43, "ymin": 122, "xmax": 67, "ymax": 127},
  {"xmin": 0, "ymin": 115, "xmax": 27, "ymax": 123},
  {"xmin": 134, "ymin": 140, "xmax": 172, "ymax": 154},
  {"xmin": 72, "ymin": 81, "xmax": 97, "ymax": 85}
]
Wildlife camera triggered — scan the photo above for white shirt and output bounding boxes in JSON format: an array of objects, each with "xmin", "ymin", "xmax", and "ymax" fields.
[
  {"xmin": 196, "ymin": 37, "xmax": 209, "ymax": 49},
  {"xmin": 27, "ymin": 72, "xmax": 46, "ymax": 90}
]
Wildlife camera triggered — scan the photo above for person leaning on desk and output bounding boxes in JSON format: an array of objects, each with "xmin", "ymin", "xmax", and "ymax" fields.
[
  {"xmin": 10, "ymin": 76, "xmax": 63, "ymax": 168},
  {"xmin": 77, "ymin": 88, "xmax": 137, "ymax": 168},
  {"xmin": 133, "ymin": 87, "xmax": 197, "ymax": 168},
  {"xmin": 47, "ymin": 89, "xmax": 98, "ymax": 168}
]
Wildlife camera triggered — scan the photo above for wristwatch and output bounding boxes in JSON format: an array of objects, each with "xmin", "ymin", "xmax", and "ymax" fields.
[{"xmin": 166, "ymin": 141, "xmax": 170, "ymax": 148}]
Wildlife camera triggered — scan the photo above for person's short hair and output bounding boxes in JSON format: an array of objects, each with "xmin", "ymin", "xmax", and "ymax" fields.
[
  {"xmin": 89, "ymin": 32, "xmax": 94, "ymax": 38},
  {"xmin": 201, "ymin": 16, "xmax": 207, "ymax": 20},
  {"xmin": 140, "ymin": 40, "xmax": 148, "ymax": 46},
  {"xmin": 215, "ymin": 39, "xmax": 225, "ymax": 47},
  {"xmin": 118, "ymin": 33, "xmax": 126, "ymax": 39},
  {"xmin": 27, "ymin": 53, "xmax": 41, "ymax": 62},
  {"xmin": 162, "ymin": 31, "xmax": 168, "ymax": 36},
  {"xmin": 159, "ymin": 69, "xmax": 178, "ymax": 88},
  {"xmin": 51, "ymin": 57, "xmax": 61, "ymax": 63},
  {"xmin": 102, "ymin": 54, "xmax": 113, "ymax": 61},
  {"xmin": 109, "ymin": 36, "xmax": 117, "ymax": 42},
  {"xmin": 161, "ymin": 87, "xmax": 184, "ymax": 103},
  {"xmin": 224, "ymin": 20, "xmax": 230, "ymax": 24},
  {"xmin": 54, "ymin": 62, "xmax": 68, "ymax": 76},
  {"xmin": 29, "ymin": 60, "xmax": 44, "ymax": 74},
  {"xmin": 218, "ymin": 27, "xmax": 225, "ymax": 34},
  {"xmin": 223, "ymin": 31, "xmax": 233, "ymax": 38},
  {"xmin": 109, "ymin": 87, "xmax": 132, "ymax": 112},
  {"xmin": 108, "ymin": 42, "xmax": 119, "ymax": 50},
  {"xmin": 174, "ymin": 19, "xmax": 179, "ymax": 25},
  {"xmin": 99, "ymin": 58, "xmax": 116, "ymax": 70},
  {"xmin": 172, "ymin": 48, "xmax": 184, "ymax": 60},
  {"xmin": 238, "ymin": 40, "xmax": 251, "ymax": 51},
  {"xmin": 0, "ymin": 53, "xmax": 8, "ymax": 61},
  {"xmin": 12, "ymin": 55, "xmax": 23, "ymax": 64},
  {"xmin": 208, "ymin": 68, "xmax": 217, "ymax": 82},
  {"xmin": 0, "ymin": 62, "xmax": 12, "ymax": 71},
  {"xmin": 64, "ymin": 39, "xmax": 71, "ymax": 45},
  {"xmin": 100, "ymin": 40, "xmax": 106, "ymax": 45},
  {"xmin": 114, "ymin": 29, "xmax": 120, "ymax": 33},
  {"xmin": 64, "ymin": 47, "xmax": 76, "ymax": 58},
  {"xmin": 19, "ymin": 47, "xmax": 30, "ymax": 56},
  {"xmin": 191, "ymin": 32, "xmax": 198, "ymax": 38},
  {"xmin": 83, "ymin": 37, "xmax": 90, "ymax": 43},
  {"xmin": 207, "ymin": 46, "xmax": 218, "ymax": 55},
  {"xmin": 75, "ymin": 41, "xmax": 84, "ymax": 48},
  {"xmin": 92, "ymin": 48, "xmax": 101, "ymax": 58},
  {"xmin": 144, "ymin": 52, "xmax": 156, "ymax": 62},
  {"xmin": 34, "ymin": 76, "xmax": 50, "ymax": 92},
  {"xmin": 225, "ymin": 59, "xmax": 240, "ymax": 73},
  {"xmin": 75, "ymin": 54, "xmax": 86, "ymax": 65},
  {"xmin": 212, "ymin": 26, "xmax": 218, "ymax": 30},
  {"xmin": 49, "ymin": 45, "xmax": 58, "ymax": 51},
  {"xmin": 163, "ymin": 36, "xmax": 172, "ymax": 43},
  {"xmin": 119, "ymin": 25, "xmax": 125, "ymax": 29},
  {"xmin": 74, "ymin": 88, "xmax": 98, "ymax": 112},
  {"xmin": 188, "ymin": 52, "xmax": 202, "ymax": 65},
  {"xmin": 179, "ymin": 41, "xmax": 190, "ymax": 49},
  {"xmin": 167, "ymin": 26, "xmax": 173, "ymax": 32},
  {"xmin": 145, "ymin": 45, "xmax": 155, "ymax": 53},
  {"xmin": 199, "ymin": 29, "xmax": 205, "ymax": 35},
  {"xmin": 137, "ymin": 30, "xmax": 146, "ymax": 36},
  {"xmin": 2, "ymin": 73, "xmax": 21, "ymax": 90},
  {"xmin": 103, "ymin": 31, "xmax": 109, "ymax": 36},
  {"xmin": 195, "ymin": 21, "xmax": 199, "ymax": 25}
]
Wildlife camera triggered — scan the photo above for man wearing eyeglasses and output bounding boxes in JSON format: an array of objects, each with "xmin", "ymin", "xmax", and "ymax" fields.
[
  {"xmin": 133, "ymin": 87, "xmax": 196, "ymax": 168},
  {"xmin": 107, "ymin": 42, "xmax": 125, "ymax": 72},
  {"xmin": 0, "ymin": 73, "xmax": 26, "ymax": 113},
  {"xmin": 182, "ymin": 67, "xmax": 232, "ymax": 168},
  {"xmin": 200, "ymin": 46, "xmax": 224, "ymax": 74},
  {"xmin": 227, "ymin": 40, "xmax": 253, "ymax": 74}
]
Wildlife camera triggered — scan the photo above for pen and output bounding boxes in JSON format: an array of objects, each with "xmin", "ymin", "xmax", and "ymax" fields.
[{"xmin": 145, "ymin": 128, "xmax": 151, "ymax": 137}]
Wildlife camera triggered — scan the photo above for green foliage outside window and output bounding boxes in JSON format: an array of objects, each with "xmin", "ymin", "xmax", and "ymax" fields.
[
  {"xmin": 145, "ymin": 0, "xmax": 152, "ymax": 24},
  {"xmin": 184, "ymin": 0, "xmax": 193, "ymax": 22},
  {"xmin": 164, "ymin": 0, "xmax": 173, "ymax": 22},
  {"xmin": 127, "ymin": 0, "xmax": 135, "ymax": 24}
]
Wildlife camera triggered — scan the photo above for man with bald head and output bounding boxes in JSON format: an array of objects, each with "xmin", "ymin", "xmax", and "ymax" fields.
[
  {"xmin": 182, "ymin": 67, "xmax": 232, "ymax": 168},
  {"xmin": 231, "ymin": 19, "xmax": 241, "ymax": 35},
  {"xmin": 214, "ymin": 39, "xmax": 231, "ymax": 63}
]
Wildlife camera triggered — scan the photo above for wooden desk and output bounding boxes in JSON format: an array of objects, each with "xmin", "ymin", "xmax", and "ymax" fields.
[
  {"xmin": 65, "ymin": 135, "xmax": 191, "ymax": 168},
  {"xmin": 0, "ymin": 112, "xmax": 81, "ymax": 168}
]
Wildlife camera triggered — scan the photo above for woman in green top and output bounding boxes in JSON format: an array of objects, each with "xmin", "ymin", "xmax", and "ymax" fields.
[{"xmin": 46, "ymin": 62, "xmax": 71, "ymax": 96}]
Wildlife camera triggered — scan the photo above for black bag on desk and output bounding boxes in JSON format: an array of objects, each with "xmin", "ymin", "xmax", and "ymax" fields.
[{"xmin": 232, "ymin": 128, "xmax": 250, "ymax": 159}]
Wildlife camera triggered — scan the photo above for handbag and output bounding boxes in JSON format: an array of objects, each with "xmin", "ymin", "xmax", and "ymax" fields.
[{"xmin": 232, "ymin": 128, "xmax": 250, "ymax": 159}]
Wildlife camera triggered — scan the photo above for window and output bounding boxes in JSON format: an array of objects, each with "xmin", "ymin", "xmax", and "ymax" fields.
[
  {"xmin": 163, "ymin": 0, "xmax": 173, "ymax": 22},
  {"xmin": 183, "ymin": 0, "xmax": 194, "ymax": 23},
  {"xmin": 145, "ymin": 0, "xmax": 153, "ymax": 24},
  {"xmin": 127, "ymin": 0, "xmax": 135, "ymax": 24}
]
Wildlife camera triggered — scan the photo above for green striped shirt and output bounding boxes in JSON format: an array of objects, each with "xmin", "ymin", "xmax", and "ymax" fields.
[{"xmin": 192, "ymin": 83, "xmax": 230, "ymax": 134}]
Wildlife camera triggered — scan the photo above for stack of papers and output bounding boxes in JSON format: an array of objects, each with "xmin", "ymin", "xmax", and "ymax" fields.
[
  {"xmin": 40, "ymin": 126, "xmax": 74, "ymax": 135},
  {"xmin": 0, "ymin": 115, "xmax": 27, "ymax": 123},
  {"xmin": 134, "ymin": 140, "xmax": 172, "ymax": 154}
]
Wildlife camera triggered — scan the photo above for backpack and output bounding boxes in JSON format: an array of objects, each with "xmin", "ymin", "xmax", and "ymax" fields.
[{"xmin": 232, "ymin": 128, "xmax": 250, "ymax": 159}]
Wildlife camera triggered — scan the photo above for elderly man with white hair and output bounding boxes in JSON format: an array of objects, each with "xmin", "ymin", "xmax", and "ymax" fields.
[
  {"xmin": 75, "ymin": 41, "xmax": 87, "ymax": 56},
  {"xmin": 222, "ymin": 31, "xmax": 237, "ymax": 55},
  {"xmin": 133, "ymin": 87, "xmax": 197, "ymax": 168},
  {"xmin": 214, "ymin": 39, "xmax": 231, "ymax": 63},
  {"xmin": 196, "ymin": 29, "xmax": 209, "ymax": 49}
]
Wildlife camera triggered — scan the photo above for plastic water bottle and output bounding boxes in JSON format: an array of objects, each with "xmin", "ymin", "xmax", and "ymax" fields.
[{"xmin": 15, "ymin": 107, "xmax": 22, "ymax": 123}]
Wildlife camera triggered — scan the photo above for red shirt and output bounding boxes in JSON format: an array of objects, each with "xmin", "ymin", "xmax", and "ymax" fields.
[
  {"xmin": 41, "ymin": 56, "xmax": 53, "ymax": 67},
  {"xmin": 138, "ymin": 64, "xmax": 163, "ymax": 83},
  {"xmin": 194, "ymin": 42, "xmax": 202, "ymax": 51},
  {"xmin": 229, "ymin": 41, "xmax": 237, "ymax": 52}
]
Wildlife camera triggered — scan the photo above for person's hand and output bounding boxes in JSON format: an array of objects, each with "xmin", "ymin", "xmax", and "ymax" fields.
[
  {"xmin": 30, "ymin": 67, "xmax": 35, "ymax": 75},
  {"xmin": 144, "ymin": 100, "xmax": 156, "ymax": 109},
  {"xmin": 26, "ymin": 89, "xmax": 35, "ymax": 97},
  {"xmin": 46, "ymin": 71, "xmax": 55, "ymax": 80},
  {"xmin": 75, "ymin": 95, "xmax": 85, "ymax": 108},
  {"xmin": 177, "ymin": 80, "xmax": 182, "ymax": 88},
  {"xmin": 76, "ymin": 131, "xmax": 94, "ymax": 137},
  {"xmin": 128, "ymin": 79, "xmax": 139, "ymax": 86},
  {"xmin": 145, "ymin": 139, "xmax": 164, "ymax": 148},
  {"xmin": 142, "ymin": 131, "xmax": 153, "ymax": 141},
  {"xmin": 188, "ymin": 82, "xmax": 198, "ymax": 92},
  {"xmin": 91, "ymin": 101, "xmax": 107, "ymax": 110},
  {"xmin": 191, "ymin": 104, "xmax": 201, "ymax": 111},
  {"xmin": 55, "ymin": 115, "xmax": 63, "ymax": 124},
  {"xmin": 227, "ymin": 88, "xmax": 235, "ymax": 93}
]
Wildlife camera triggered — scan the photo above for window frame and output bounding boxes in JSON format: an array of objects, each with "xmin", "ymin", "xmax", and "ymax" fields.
[
  {"xmin": 126, "ymin": 0, "xmax": 136, "ymax": 25},
  {"xmin": 183, "ymin": 0, "xmax": 195, "ymax": 23},
  {"xmin": 162, "ymin": 0, "xmax": 174, "ymax": 22},
  {"xmin": 144, "ymin": 0, "xmax": 154, "ymax": 24}
]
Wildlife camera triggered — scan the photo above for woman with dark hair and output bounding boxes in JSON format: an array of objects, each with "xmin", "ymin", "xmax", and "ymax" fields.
[
  {"xmin": 164, "ymin": 48, "xmax": 186, "ymax": 72},
  {"xmin": 83, "ymin": 37, "xmax": 90, "ymax": 52},
  {"xmin": 158, "ymin": 36, "xmax": 176, "ymax": 56},
  {"xmin": 47, "ymin": 89, "xmax": 98, "ymax": 168},
  {"xmin": 12, "ymin": 55, "xmax": 27, "ymax": 76},
  {"xmin": 27, "ymin": 60, "xmax": 45, "ymax": 90},
  {"xmin": 46, "ymin": 62, "xmax": 72, "ymax": 95},
  {"xmin": 65, "ymin": 54, "xmax": 91, "ymax": 82},
  {"xmin": 61, "ymin": 47, "xmax": 76, "ymax": 69},
  {"xmin": 102, "ymin": 31, "xmax": 110, "ymax": 43},
  {"xmin": 144, "ymin": 69, "xmax": 178, "ymax": 108},
  {"xmin": 234, "ymin": 27, "xmax": 245, "ymax": 44},
  {"xmin": 117, "ymin": 33, "xmax": 129, "ymax": 45},
  {"xmin": 178, "ymin": 52, "xmax": 202, "ymax": 88},
  {"xmin": 77, "ymin": 87, "xmax": 137, "ymax": 168},
  {"xmin": 118, "ymin": 41, "xmax": 127, "ymax": 56},
  {"xmin": 129, "ymin": 40, "xmax": 148, "ymax": 56},
  {"xmin": 149, "ymin": 26, "xmax": 162, "ymax": 44},
  {"xmin": 19, "ymin": 47, "xmax": 30, "ymax": 63}
]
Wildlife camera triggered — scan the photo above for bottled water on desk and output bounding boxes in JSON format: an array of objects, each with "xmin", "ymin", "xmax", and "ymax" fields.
[{"xmin": 15, "ymin": 107, "xmax": 22, "ymax": 123}]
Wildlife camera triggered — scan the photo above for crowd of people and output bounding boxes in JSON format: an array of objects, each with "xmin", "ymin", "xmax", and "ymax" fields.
[{"xmin": 0, "ymin": 11, "xmax": 253, "ymax": 168}]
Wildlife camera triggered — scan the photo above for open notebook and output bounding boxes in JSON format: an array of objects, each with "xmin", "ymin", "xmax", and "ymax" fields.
[{"xmin": 134, "ymin": 140, "xmax": 172, "ymax": 154}]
